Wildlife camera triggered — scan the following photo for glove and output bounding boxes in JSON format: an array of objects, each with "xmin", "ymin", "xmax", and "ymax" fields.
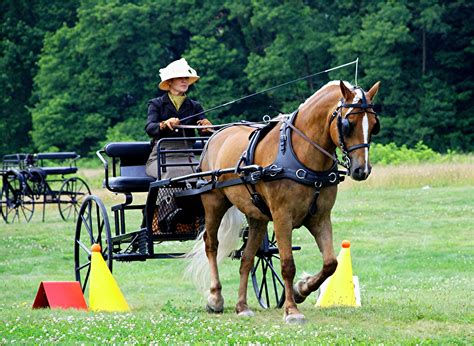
[{"xmin": 197, "ymin": 119, "xmax": 213, "ymax": 134}]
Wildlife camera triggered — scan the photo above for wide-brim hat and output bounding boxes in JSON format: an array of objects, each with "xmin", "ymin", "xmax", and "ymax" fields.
[{"xmin": 158, "ymin": 58, "xmax": 200, "ymax": 91}]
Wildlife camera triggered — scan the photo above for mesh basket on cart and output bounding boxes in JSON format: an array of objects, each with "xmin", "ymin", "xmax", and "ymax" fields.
[{"xmin": 152, "ymin": 184, "xmax": 204, "ymax": 237}]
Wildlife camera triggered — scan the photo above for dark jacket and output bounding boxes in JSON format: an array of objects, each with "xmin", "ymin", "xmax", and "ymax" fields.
[{"xmin": 145, "ymin": 93, "xmax": 205, "ymax": 142}]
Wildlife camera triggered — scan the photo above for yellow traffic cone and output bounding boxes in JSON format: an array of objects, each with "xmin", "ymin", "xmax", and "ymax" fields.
[
  {"xmin": 89, "ymin": 244, "xmax": 130, "ymax": 312},
  {"xmin": 316, "ymin": 240, "xmax": 361, "ymax": 307}
]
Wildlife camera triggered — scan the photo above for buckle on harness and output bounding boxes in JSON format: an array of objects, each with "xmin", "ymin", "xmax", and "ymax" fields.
[
  {"xmin": 329, "ymin": 172, "xmax": 337, "ymax": 183},
  {"xmin": 250, "ymin": 170, "xmax": 262, "ymax": 183},
  {"xmin": 267, "ymin": 164, "xmax": 280, "ymax": 177}
]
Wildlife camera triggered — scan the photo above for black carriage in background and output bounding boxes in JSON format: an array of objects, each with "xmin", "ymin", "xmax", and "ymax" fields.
[
  {"xmin": 0, "ymin": 152, "xmax": 90, "ymax": 223},
  {"xmin": 74, "ymin": 138, "xmax": 298, "ymax": 309}
]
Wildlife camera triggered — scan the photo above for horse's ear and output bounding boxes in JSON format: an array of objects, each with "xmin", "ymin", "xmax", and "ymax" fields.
[
  {"xmin": 367, "ymin": 81, "xmax": 381, "ymax": 101},
  {"xmin": 339, "ymin": 80, "xmax": 353, "ymax": 101}
]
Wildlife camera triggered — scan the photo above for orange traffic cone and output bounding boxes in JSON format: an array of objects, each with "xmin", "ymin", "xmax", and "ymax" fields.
[
  {"xmin": 89, "ymin": 244, "xmax": 130, "ymax": 312},
  {"xmin": 316, "ymin": 240, "xmax": 361, "ymax": 307}
]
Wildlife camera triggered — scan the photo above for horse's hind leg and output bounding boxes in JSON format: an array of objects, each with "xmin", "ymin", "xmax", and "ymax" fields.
[
  {"xmin": 293, "ymin": 215, "xmax": 337, "ymax": 303},
  {"xmin": 202, "ymin": 192, "xmax": 231, "ymax": 313},
  {"xmin": 235, "ymin": 217, "xmax": 268, "ymax": 317}
]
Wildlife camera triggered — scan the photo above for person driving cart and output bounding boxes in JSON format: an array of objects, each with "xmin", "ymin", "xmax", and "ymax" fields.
[{"xmin": 145, "ymin": 58, "xmax": 212, "ymax": 179}]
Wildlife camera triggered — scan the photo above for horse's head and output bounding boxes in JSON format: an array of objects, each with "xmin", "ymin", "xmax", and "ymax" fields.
[{"xmin": 330, "ymin": 81, "xmax": 381, "ymax": 181}]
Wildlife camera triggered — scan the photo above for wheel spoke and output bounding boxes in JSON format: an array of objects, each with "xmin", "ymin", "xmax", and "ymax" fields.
[
  {"xmin": 268, "ymin": 258, "xmax": 281, "ymax": 306},
  {"xmin": 251, "ymin": 230, "xmax": 285, "ymax": 309},
  {"xmin": 76, "ymin": 238, "xmax": 91, "ymax": 254},
  {"xmin": 261, "ymin": 258, "xmax": 271, "ymax": 308},
  {"xmin": 81, "ymin": 265, "xmax": 91, "ymax": 292},
  {"xmin": 76, "ymin": 260, "xmax": 91, "ymax": 271},
  {"xmin": 61, "ymin": 202, "xmax": 73, "ymax": 219},
  {"xmin": 80, "ymin": 210, "xmax": 94, "ymax": 243}
]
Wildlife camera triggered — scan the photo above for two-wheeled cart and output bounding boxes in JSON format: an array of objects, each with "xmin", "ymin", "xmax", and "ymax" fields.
[{"xmin": 74, "ymin": 138, "xmax": 299, "ymax": 308}]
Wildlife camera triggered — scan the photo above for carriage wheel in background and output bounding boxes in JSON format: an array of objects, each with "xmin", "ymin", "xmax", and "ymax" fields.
[
  {"xmin": 251, "ymin": 230, "xmax": 285, "ymax": 309},
  {"xmin": 1, "ymin": 171, "xmax": 35, "ymax": 224},
  {"xmin": 58, "ymin": 177, "xmax": 91, "ymax": 221},
  {"xmin": 74, "ymin": 195, "xmax": 112, "ymax": 293},
  {"xmin": 0, "ymin": 180, "xmax": 5, "ymax": 222}
]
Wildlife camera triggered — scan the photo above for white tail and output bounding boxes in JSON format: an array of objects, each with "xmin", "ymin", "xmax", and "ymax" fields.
[{"xmin": 184, "ymin": 206, "xmax": 245, "ymax": 294}]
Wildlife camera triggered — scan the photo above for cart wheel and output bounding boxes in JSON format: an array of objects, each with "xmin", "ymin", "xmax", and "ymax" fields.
[
  {"xmin": 74, "ymin": 195, "xmax": 112, "ymax": 292},
  {"xmin": 251, "ymin": 230, "xmax": 285, "ymax": 309},
  {"xmin": 58, "ymin": 177, "xmax": 91, "ymax": 221},
  {"xmin": 0, "ymin": 181, "xmax": 5, "ymax": 223},
  {"xmin": 1, "ymin": 170, "xmax": 35, "ymax": 223}
]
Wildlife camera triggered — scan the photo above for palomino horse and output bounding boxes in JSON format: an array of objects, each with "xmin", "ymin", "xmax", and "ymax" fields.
[{"xmin": 187, "ymin": 80, "xmax": 380, "ymax": 323}]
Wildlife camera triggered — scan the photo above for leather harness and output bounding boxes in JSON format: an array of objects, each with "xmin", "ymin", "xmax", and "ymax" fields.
[{"xmin": 191, "ymin": 111, "xmax": 344, "ymax": 219}]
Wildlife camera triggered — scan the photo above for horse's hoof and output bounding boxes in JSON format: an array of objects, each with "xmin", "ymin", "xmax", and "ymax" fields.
[
  {"xmin": 237, "ymin": 309, "xmax": 254, "ymax": 317},
  {"xmin": 206, "ymin": 303, "xmax": 223, "ymax": 314},
  {"xmin": 293, "ymin": 283, "xmax": 307, "ymax": 304},
  {"xmin": 284, "ymin": 313, "xmax": 306, "ymax": 324}
]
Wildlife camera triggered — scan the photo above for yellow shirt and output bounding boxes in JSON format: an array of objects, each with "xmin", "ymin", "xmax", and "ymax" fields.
[{"xmin": 168, "ymin": 93, "xmax": 186, "ymax": 111}]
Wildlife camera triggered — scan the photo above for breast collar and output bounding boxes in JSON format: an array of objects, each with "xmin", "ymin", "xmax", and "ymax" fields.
[{"xmin": 240, "ymin": 111, "xmax": 343, "ymax": 188}]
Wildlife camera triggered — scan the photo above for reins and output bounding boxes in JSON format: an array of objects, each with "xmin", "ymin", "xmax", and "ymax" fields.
[{"xmin": 178, "ymin": 59, "xmax": 360, "ymax": 123}]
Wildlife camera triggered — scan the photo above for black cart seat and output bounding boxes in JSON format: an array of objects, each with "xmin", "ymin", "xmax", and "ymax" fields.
[
  {"xmin": 39, "ymin": 167, "xmax": 78, "ymax": 175},
  {"xmin": 34, "ymin": 152, "xmax": 80, "ymax": 175},
  {"xmin": 102, "ymin": 142, "xmax": 154, "ymax": 193}
]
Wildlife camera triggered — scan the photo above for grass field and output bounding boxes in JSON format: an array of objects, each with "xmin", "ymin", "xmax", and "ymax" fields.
[{"xmin": 1, "ymin": 162, "xmax": 473, "ymax": 344}]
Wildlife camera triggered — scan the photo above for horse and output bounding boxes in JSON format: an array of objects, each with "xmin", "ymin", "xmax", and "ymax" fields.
[{"xmin": 186, "ymin": 80, "xmax": 381, "ymax": 323}]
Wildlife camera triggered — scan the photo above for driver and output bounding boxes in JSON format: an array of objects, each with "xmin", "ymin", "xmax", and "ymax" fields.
[{"xmin": 145, "ymin": 58, "xmax": 213, "ymax": 179}]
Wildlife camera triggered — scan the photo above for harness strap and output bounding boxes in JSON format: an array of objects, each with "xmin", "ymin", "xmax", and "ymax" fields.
[{"xmin": 285, "ymin": 121, "xmax": 338, "ymax": 164}]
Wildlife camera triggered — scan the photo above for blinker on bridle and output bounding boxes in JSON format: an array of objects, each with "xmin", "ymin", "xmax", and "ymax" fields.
[{"xmin": 329, "ymin": 87, "xmax": 380, "ymax": 165}]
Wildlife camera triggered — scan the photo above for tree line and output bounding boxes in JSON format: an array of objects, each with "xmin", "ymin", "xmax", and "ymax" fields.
[{"xmin": 1, "ymin": 0, "xmax": 473, "ymax": 157}]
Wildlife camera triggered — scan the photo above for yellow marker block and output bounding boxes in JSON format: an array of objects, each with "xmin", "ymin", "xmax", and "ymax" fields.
[
  {"xmin": 89, "ymin": 244, "xmax": 130, "ymax": 312},
  {"xmin": 316, "ymin": 240, "xmax": 360, "ymax": 307}
]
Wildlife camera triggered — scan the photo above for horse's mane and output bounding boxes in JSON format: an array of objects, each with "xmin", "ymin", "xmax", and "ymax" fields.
[{"xmin": 298, "ymin": 80, "xmax": 355, "ymax": 109}]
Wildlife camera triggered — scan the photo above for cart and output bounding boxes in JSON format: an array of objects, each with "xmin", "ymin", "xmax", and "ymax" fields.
[
  {"xmin": 0, "ymin": 152, "xmax": 90, "ymax": 223},
  {"xmin": 74, "ymin": 138, "xmax": 299, "ymax": 309}
]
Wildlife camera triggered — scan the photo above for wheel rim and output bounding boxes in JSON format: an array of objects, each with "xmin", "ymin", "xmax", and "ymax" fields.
[
  {"xmin": 2, "ymin": 171, "xmax": 35, "ymax": 223},
  {"xmin": 251, "ymin": 231, "xmax": 285, "ymax": 309},
  {"xmin": 59, "ymin": 177, "xmax": 91, "ymax": 221},
  {"xmin": 74, "ymin": 195, "xmax": 112, "ymax": 293},
  {"xmin": 0, "ymin": 183, "xmax": 6, "ymax": 222}
]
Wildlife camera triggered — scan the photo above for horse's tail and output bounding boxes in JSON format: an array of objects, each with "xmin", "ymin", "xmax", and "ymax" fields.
[{"xmin": 184, "ymin": 206, "xmax": 245, "ymax": 295}]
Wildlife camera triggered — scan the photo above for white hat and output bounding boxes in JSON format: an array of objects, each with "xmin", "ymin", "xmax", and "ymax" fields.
[{"xmin": 158, "ymin": 58, "xmax": 200, "ymax": 90}]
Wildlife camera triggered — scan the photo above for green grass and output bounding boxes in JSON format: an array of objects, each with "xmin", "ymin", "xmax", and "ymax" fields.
[{"xmin": 1, "ymin": 164, "xmax": 473, "ymax": 344}]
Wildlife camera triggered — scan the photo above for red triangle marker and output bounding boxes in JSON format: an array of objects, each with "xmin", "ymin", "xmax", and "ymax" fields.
[{"xmin": 32, "ymin": 282, "xmax": 88, "ymax": 310}]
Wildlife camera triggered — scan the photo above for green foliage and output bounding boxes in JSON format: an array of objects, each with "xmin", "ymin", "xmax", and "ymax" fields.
[
  {"xmin": 31, "ymin": 1, "xmax": 173, "ymax": 155},
  {"xmin": 371, "ymin": 141, "xmax": 438, "ymax": 165},
  {"xmin": 1, "ymin": 0, "xmax": 473, "ymax": 157},
  {"xmin": 370, "ymin": 141, "xmax": 472, "ymax": 165},
  {"xmin": 0, "ymin": 0, "xmax": 79, "ymax": 156},
  {"xmin": 103, "ymin": 116, "xmax": 148, "ymax": 144}
]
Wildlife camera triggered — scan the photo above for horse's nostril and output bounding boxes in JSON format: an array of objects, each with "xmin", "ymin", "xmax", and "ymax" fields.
[{"xmin": 351, "ymin": 166, "xmax": 368, "ymax": 181}]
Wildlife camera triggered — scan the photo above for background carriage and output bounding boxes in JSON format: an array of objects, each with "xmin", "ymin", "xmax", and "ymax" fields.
[
  {"xmin": 74, "ymin": 137, "xmax": 300, "ymax": 309},
  {"xmin": 0, "ymin": 152, "xmax": 90, "ymax": 223}
]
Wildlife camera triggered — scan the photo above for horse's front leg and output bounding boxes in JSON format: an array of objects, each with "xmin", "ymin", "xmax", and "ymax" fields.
[
  {"xmin": 293, "ymin": 214, "xmax": 337, "ymax": 303},
  {"xmin": 273, "ymin": 215, "xmax": 305, "ymax": 324},
  {"xmin": 235, "ymin": 218, "xmax": 267, "ymax": 317}
]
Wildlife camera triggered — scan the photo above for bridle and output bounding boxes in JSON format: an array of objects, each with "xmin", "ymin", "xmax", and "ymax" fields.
[{"xmin": 329, "ymin": 87, "xmax": 380, "ymax": 168}]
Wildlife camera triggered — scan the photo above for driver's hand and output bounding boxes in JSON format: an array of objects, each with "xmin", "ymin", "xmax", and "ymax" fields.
[
  {"xmin": 161, "ymin": 117, "xmax": 180, "ymax": 131},
  {"xmin": 197, "ymin": 119, "xmax": 213, "ymax": 134}
]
